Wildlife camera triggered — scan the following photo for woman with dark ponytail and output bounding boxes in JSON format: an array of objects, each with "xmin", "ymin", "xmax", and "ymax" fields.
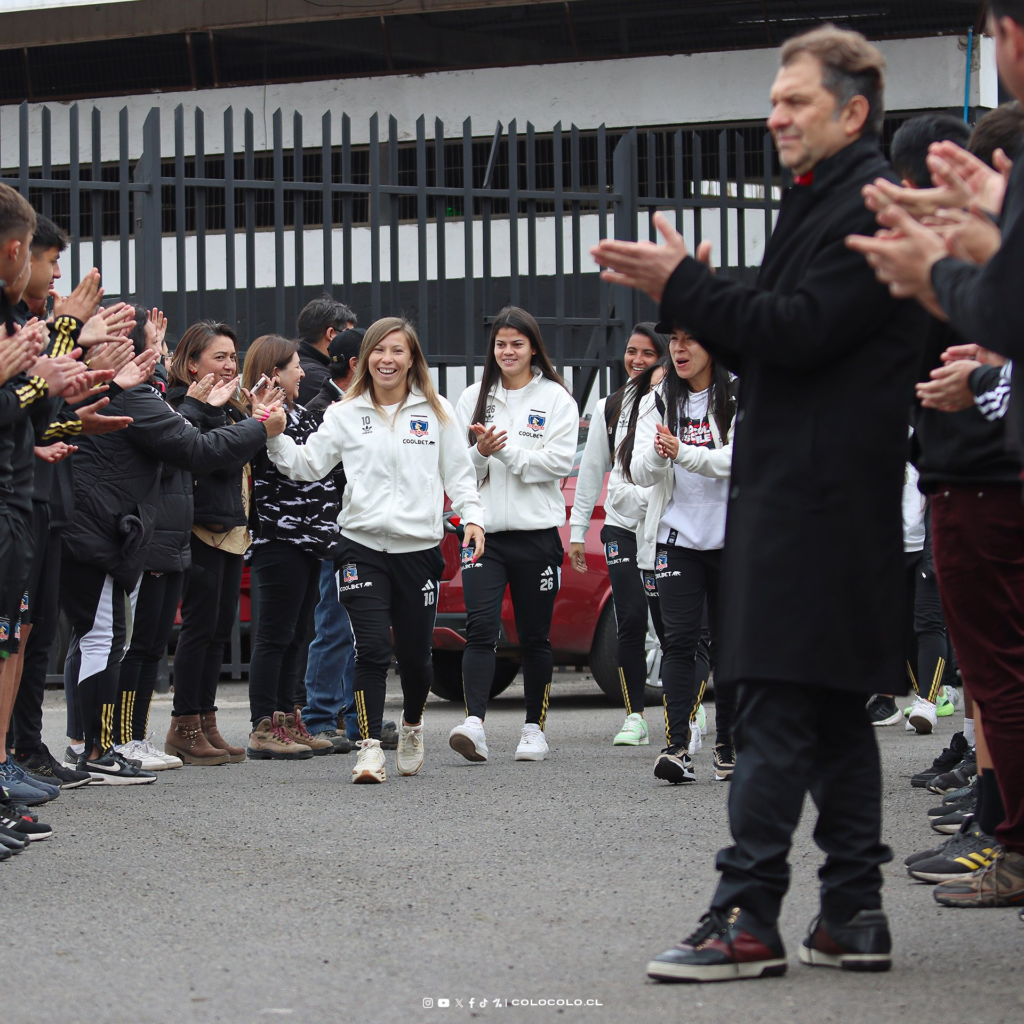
[
  {"xmin": 569, "ymin": 323, "xmax": 667, "ymax": 746},
  {"xmin": 631, "ymin": 321, "xmax": 737, "ymax": 785},
  {"xmin": 450, "ymin": 307, "xmax": 579, "ymax": 763}
]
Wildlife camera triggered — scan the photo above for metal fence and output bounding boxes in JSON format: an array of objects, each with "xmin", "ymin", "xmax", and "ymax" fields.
[{"xmin": 2, "ymin": 101, "xmax": 783, "ymax": 404}]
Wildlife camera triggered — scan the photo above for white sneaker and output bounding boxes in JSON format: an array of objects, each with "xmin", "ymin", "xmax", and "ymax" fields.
[
  {"xmin": 907, "ymin": 697, "xmax": 938, "ymax": 735},
  {"xmin": 396, "ymin": 719, "xmax": 425, "ymax": 776},
  {"xmin": 352, "ymin": 739, "xmax": 387, "ymax": 783},
  {"xmin": 114, "ymin": 740, "xmax": 168, "ymax": 772},
  {"xmin": 449, "ymin": 716, "xmax": 488, "ymax": 762},
  {"xmin": 515, "ymin": 724, "xmax": 549, "ymax": 761},
  {"xmin": 139, "ymin": 735, "xmax": 183, "ymax": 770},
  {"xmin": 688, "ymin": 720, "xmax": 703, "ymax": 756}
]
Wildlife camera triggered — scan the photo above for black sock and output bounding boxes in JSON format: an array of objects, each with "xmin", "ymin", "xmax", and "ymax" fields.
[{"xmin": 975, "ymin": 769, "xmax": 1006, "ymax": 837}]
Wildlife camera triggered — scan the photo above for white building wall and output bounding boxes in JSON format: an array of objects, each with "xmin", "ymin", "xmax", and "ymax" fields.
[{"xmin": 0, "ymin": 35, "xmax": 991, "ymax": 165}]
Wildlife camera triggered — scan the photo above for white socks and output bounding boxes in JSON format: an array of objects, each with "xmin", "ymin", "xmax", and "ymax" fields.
[{"xmin": 963, "ymin": 718, "xmax": 975, "ymax": 746}]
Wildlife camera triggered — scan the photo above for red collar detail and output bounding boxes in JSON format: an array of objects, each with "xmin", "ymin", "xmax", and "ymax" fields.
[{"xmin": 793, "ymin": 171, "xmax": 814, "ymax": 187}]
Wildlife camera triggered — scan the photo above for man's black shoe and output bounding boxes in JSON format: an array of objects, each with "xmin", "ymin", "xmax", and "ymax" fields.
[
  {"xmin": 76, "ymin": 751, "xmax": 157, "ymax": 786},
  {"xmin": 0, "ymin": 805, "xmax": 51, "ymax": 841},
  {"xmin": 380, "ymin": 720, "xmax": 399, "ymax": 750},
  {"xmin": 647, "ymin": 908, "xmax": 787, "ymax": 982},
  {"xmin": 798, "ymin": 910, "xmax": 892, "ymax": 972},
  {"xmin": 15, "ymin": 747, "xmax": 91, "ymax": 789},
  {"xmin": 910, "ymin": 732, "xmax": 968, "ymax": 788},
  {"xmin": 927, "ymin": 753, "xmax": 978, "ymax": 795},
  {"xmin": 654, "ymin": 745, "xmax": 696, "ymax": 785},
  {"xmin": 0, "ymin": 823, "xmax": 28, "ymax": 853},
  {"xmin": 866, "ymin": 695, "xmax": 902, "ymax": 726},
  {"xmin": 928, "ymin": 791, "xmax": 974, "ymax": 819}
]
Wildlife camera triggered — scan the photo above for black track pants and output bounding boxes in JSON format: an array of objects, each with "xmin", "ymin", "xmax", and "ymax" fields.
[
  {"xmin": 905, "ymin": 550, "xmax": 948, "ymax": 702},
  {"xmin": 337, "ymin": 539, "xmax": 442, "ymax": 740},
  {"xmin": 712, "ymin": 681, "xmax": 891, "ymax": 926},
  {"xmin": 172, "ymin": 537, "xmax": 243, "ymax": 717},
  {"xmin": 462, "ymin": 528, "xmax": 562, "ymax": 726},
  {"xmin": 115, "ymin": 570, "xmax": 184, "ymax": 743},
  {"xmin": 600, "ymin": 524, "xmax": 650, "ymax": 715},
  {"xmin": 654, "ymin": 545, "xmax": 722, "ymax": 749},
  {"xmin": 60, "ymin": 560, "xmax": 138, "ymax": 753}
]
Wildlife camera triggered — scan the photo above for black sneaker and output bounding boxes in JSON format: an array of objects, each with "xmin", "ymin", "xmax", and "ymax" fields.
[
  {"xmin": 65, "ymin": 744, "xmax": 142, "ymax": 770},
  {"xmin": 908, "ymin": 821, "xmax": 997, "ymax": 883},
  {"xmin": 654, "ymin": 745, "xmax": 696, "ymax": 785},
  {"xmin": 798, "ymin": 910, "xmax": 892, "ymax": 972},
  {"xmin": 928, "ymin": 791, "xmax": 975, "ymax": 819},
  {"xmin": 0, "ymin": 823, "xmax": 28, "ymax": 853},
  {"xmin": 713, "ymin": 743, "xmax": 735, "ymax": 781},
  {"xmin": 380, "ymin": 719, "xmax": 399, "ymax": 750},
  {"xmin": 15, "ymin": 747, "xmax": 91, "ymax": 789},
  {"xmin": 910, "ymin": 731, "xmax": 969, "ymax": 788},
  {"xmin": 927, "ymin": 753, "xmax": 978, "ymax": 795},
  {"xmin": 941, "ymin": 778, "xmax": 977, "ymax": 805},
  {"xmin": 905, "ymin": 832, "xmax": 959, "ymax": 867},
  {"xmin": 0, "ymin": 806, "xmax": 51, "ymax": 841},
  {"xmin": 866, "ymin": 695, "xmax": 902, "ymax": 727},
  {"xmin": 310, "ymin": 729, "xmax": 354, "ymax": 754},
  {"xmin": 76, "ymin": 751, "xmax": 157, "ymax": 786},
  {"xmin": 647, "ymin": 908, "xmax": 787, "ymax": 982},
  {"xmin": 931, "ymin": 809, "xmax": 969, "ymax": 835}
]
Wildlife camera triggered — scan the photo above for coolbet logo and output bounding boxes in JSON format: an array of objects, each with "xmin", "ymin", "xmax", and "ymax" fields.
[
  {"xmin": 342, "ymin": 564, "xmax": 358, "ymax": 584},
  {"xmin": 527, "ymin": 410, "xmax": 546, "ymax": 431},
  {"xmin": 410, "ymin": 417, "xmax": 428, "ymax": 437}
]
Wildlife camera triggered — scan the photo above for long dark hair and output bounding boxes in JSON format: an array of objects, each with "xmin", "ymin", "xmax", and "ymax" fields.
[
  {"xmin": 605, "ymin": 322, "xmax": 668, "ymax": 439},
  {"xmin": 467, "ymin": 306, "xmax": 568, "ymax": 442},
  {"xmin": 616, "ymin": 358, "xmax": 668, "ymax": 481}
]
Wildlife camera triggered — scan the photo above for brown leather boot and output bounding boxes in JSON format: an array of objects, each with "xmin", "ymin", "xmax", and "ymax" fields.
[
  {"xmin": 165, "ymin": 714, "xmax": 231, "ymax": 766},
  {"xmin": 200, "ymin": 710, "xmax": 247, "ymax": 763}
]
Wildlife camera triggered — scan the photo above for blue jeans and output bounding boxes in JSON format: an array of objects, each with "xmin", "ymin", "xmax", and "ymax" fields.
[{"xmin": 302, "ymin": 560, "xmax": 358, "ymax": 739}]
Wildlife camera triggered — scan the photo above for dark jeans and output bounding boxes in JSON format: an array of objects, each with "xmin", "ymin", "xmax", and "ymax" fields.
[
  {"xmin": 931, "ymin": 484, "xmax": 1024, "ymax": 855},
  {"xmin": 601, "ymin": 525, "xmax": 650, "ymax": 715},
  {"xmin": 11, "ymin": 522, "xmax": 61, "ymax": 754},
  {"xmin": 61, "ymin": 560, "xmax": 138, "ymax": 753},
  {"xmin": 115, "ymin": 569, "xmax": 184, "ymax": 742},
  {"xmin": 248, "ymin": 540, "xmax": 321, "ymax": 725},
  {"xmin": 172, "ymin": 536, "xmax": 242, "ymax": 718},
  {"xmin": 337, "ymin": 540, "xmax": 442, "ymax": 739},
  {"xmin": 712, "ymin": 681, "xmax": 891, "ymax": 926},
  {"xmin": 905, "ymin": 548, "xmax": 948, "ymax": 702},
  {"xmin": 654, "ymin": 544, "xmax": 735, "ymax": 748},
  {"xmin": 462, "ymin": 528, "xmax": 562, "ymax": 726}
]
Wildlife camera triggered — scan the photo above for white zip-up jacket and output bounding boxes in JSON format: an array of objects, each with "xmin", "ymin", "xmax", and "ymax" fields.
[
  {"xmin": 455, "ymin": 369, "xmax": 578, "ymax": 534},
  {"xmin": 569, "ymin": 391, "xmax": 653, "ymax": 545},
  {"xmin": 265, "ymin": 386, "xmax": 485, "ymax": 554},
  {"xmin": 630, "ymin": 386, "xmax": 733, "ymax": 569}
]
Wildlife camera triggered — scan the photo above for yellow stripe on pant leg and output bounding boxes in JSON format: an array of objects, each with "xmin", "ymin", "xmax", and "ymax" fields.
[
  {"xmin": 907, "ymin": 660, "xmax": 919, "ymax": 695},
  {"xmin": 663, "ymin": 694, "xmax": 670, "ymax": 747},
  {"xmin": 619, "ymin": 667, "xmax": 632, "ymax": 716},
  {"xmin": 928, "ymin": 657, "xmax": 946, "ymax": 705},
  {"xmin": 354, "ymin": 691, "xmax": 369, "ymax": 740},
  {"xmin": 690, "ymin": 677, "xmax": 707, "ymax": 723},
  {"xmin": 539, "ymin": 683, "xmax": 551, "ymax": 732}
]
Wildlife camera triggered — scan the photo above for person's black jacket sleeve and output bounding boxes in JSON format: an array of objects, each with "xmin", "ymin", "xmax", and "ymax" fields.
[{"xmin": 116, "ymin": 385, "xmax": 268, "ymax": 472}]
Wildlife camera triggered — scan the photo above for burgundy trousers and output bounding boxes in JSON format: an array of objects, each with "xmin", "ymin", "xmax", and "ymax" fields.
[{"xmin": 931, "ymin": 483, "xmax": 1024, "ymax": 855}]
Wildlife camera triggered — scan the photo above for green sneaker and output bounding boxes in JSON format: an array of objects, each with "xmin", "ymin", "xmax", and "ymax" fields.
[
  {"xmin": 613, "ymin": 713, "xmax": 649, "ymax": 746},
  {"xmin": 937, "ymin": 685, "xmax": 958, "ymax": 718},
  {"xmin": 695, "ymin": 703, "xmax": 707, "ymax": 737}
]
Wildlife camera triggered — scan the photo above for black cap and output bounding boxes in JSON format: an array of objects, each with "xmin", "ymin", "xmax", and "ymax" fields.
[
  {"xmin": 328, "ymin": 327, "xmax": 364, "ymax": 375},
  {"xmin": 655, "ymin": 319, "xmax": 695, "ymax": 337}
]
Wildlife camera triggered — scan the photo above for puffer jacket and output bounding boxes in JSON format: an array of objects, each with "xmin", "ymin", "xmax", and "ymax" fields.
[{"xmin": 65, "ymin": 383, "xmax": 268, "ymax": 589}]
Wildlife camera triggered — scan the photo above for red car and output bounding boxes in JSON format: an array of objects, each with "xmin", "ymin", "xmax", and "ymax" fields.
[{"xmin": 430, "ymin": 437, "xmax": 658, "ymax": 704}]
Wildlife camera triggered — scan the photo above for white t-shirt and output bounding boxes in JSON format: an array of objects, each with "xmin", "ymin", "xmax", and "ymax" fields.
[
  {"xmin": 903, "ymin": 461, "xmax": 926, "ymax": 553},
  {"xmin": 656, "ymin": 387, "xmax": 730, "ymax": 551}
]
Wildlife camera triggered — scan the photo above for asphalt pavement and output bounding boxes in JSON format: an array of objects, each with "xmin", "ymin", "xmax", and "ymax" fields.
[{"xmin": 7, "ymin": 673, "xmax": 1023, "ymax": 1024}]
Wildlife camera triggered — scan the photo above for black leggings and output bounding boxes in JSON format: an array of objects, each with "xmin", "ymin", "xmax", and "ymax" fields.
[
  {"xmin": 248, "ymin": 540, "xmax": 322, "ymax": 725},
  {"xmin": 60, "ymin": 560, "xmax": 137, "ymax": 753},
  {"xmin": 172, "ymin": 537, "xmax": 242, "ymax": 718},
  {"xmin": 601, "ymin": 524, "xmax": 653, "ymax": 715},
  {"xmin": 337, "ymin": 539, "xmax": 442, "ymax": 740},
  {"xmin": 114, "ymin": 569, "xmax": 184, "ymax": 743},
  {"xmin": 906, "ymin": 549, "xmax": 948, "ymax": 702},
  {"xmin": 652, "ymin": 544, "xmax": 735, "ymax": 748},
  {"xmin": 462, "ymin": 528, "xmax": 562, "ymax": 726}
]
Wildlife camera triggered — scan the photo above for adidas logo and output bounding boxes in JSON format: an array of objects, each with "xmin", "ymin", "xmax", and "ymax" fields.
[
  {"xmin": 421, "ymin": 581, "xmax": 435, "ymax": 592},
  {"xmin": 540, "ymin": 567, "xmax": 554, "ymax": 577}
]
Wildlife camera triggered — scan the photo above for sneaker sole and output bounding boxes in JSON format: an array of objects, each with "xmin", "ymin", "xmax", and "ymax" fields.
[
  {"xmin": 84, "ymin": 773, "xmax": 157, "ymax": 785},
  {"xmin": 909, "ymin": 867, "xmax": 988, "ymax": 883},
  {"xmin": 165, "ymin": 744, "xmax": 231, "ymax": 766},
  {"xmin": 449, "ymin": 732, "xmax": 487, "ymax": 762},
  {"xmin": 646, "ymin": 958, "xmax": 787, "ymax": 982},
  {"xmin": 908, "ymin": 713, "xmax": 935, "ymax": 735},
  {"xmin": 514, "ymin": 750, "xmax": 549, "ymax": 761},
  {"xmin": 933, "ymin": 890, "xmax": 1024, "ymax": 908},
  {"xmin": 714, "ymin": 770, "xmax": 734, "ymax": 782},
  {"xmin": 17, "ymin": 828, "xmax": 53, "ymax": 841},
  {"xmin": 397, "ymin": 761, "xmax": 423, "ymax": 776},
  {"xmin": 798, "ymin": 946, "xmax": 891, "ymax": 971},
  {"xmin": 654, "ymin": 759, "xmax": 695, "ymax": 784},
  {"xmin": 931, "ymin": 821, "xmax": 965, "ymax": 835},
  {"xmin": 612, "ymin": 735, "xmax": 650, "ymax": 746},
  {"xmin": 56, "ymin": 776, "xmax": 92, "ymax": 789},
  {"xmin": 871, "ymin": 711, "xmax": 904, "ymax": 727},
  {"xmin": 352, "ymin": 768, "xmax": 386, "ymax": 783},
  {"xmin": 246, "ymin": 747, "xmax": 313, "ymax": 760}
]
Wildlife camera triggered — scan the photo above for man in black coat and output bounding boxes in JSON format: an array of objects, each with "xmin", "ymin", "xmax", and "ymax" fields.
[
  {"xmin": 296, "ymin": 295, "xmax": 357, "ymax": 407},
  {"xmin": 594, "ymin": 25, "xmax": 927, "ymax": 981}
]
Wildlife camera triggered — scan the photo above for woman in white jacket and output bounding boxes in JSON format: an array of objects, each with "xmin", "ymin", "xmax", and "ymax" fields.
[
  {"xmin": 631, "ymin": 323, "xmax": 736, "ymax": 786},
  {"xmin": 568, "ymin": 322, "xmax": 667, "ymax": 746},
  {"xmin": 450, "ymin": 307, "xmax": 578, "ymax": 763},
  {"xmin": 266, "ymin": 317, "xmax": 485, "ymax": 784}
]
